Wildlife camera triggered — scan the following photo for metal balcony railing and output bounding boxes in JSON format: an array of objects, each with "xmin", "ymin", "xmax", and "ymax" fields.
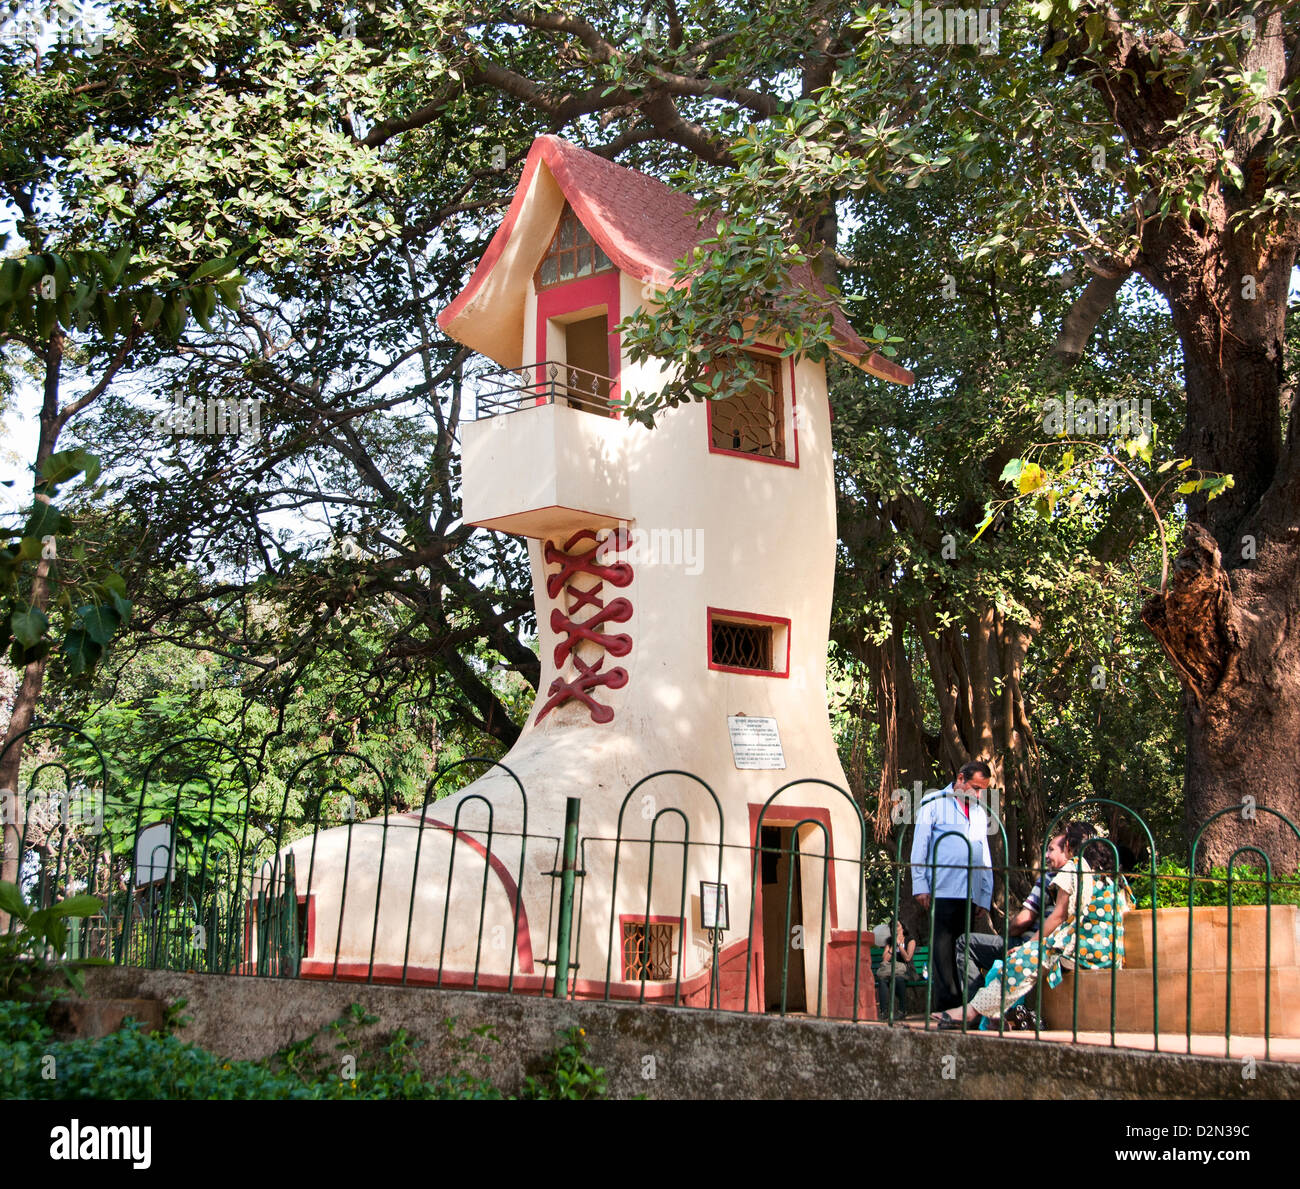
[{"xmin": 472, "ymin": 361, "xmax": 618, "ymax": 419}]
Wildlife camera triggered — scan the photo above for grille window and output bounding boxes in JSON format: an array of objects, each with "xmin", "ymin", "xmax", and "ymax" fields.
[
  {"xmin": 712, "ymin": 619, "xmax": 774, "ymax": 672},
  {"xmin": 622, "ymin": 921, "xmax": 675, "ymax": 980},
  {"xmin": 710, "ymin": 353, "xmax": 785, "ymax": 460},
  {"xmin": 536, "ymin": 204, "xmax": 613, "ymax": 289}
]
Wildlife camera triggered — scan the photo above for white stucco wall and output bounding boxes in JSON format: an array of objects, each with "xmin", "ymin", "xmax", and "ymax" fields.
[{"xmin": 289, "ymin": 243, "xmax": 871, "ymax": 1011}]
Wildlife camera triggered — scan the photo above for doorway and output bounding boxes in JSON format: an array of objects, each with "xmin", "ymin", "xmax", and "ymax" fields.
[
  {"xmin": 560, "ymin": 313, "xmax": 613, "ymax": 412},
  {"xmin": 760, "ymin": 825, "xmax": 807, "ymax": 1012}
]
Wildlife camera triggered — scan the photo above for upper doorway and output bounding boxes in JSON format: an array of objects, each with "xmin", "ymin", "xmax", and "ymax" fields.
[{"xmin": 560, "ymin": 313, "xmax": 614, "ymax": 413}]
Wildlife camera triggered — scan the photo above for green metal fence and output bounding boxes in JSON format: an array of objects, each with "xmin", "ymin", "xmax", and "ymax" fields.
[{"xmin": 3, "ymin": 724, "xmax": 1299, "ymax": 1060}]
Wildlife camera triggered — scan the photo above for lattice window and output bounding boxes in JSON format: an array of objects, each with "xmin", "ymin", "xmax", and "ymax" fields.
[
  {"xmin": 535, "ymin": 204, "xmax": 613, "ymax": 289},
  {"xmin": 711, "ymin": 619, "xmax": 774, "ymax": 672},
  {"xmin": 709, "ymin": 353, "xmax": 785, "ymax": 459},
  {"xmin": 622, "ymin": 920, "xmax": 675, "ymax": 980}
]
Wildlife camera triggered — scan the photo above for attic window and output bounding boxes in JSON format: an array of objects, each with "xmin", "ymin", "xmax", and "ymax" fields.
[
  {"xmin": 536, "ymin": 204, "xmax": 613, "ymax": 289},
  {"xmin": 709, "ymin": 352, "xmax": 786, "ymax": 460}
]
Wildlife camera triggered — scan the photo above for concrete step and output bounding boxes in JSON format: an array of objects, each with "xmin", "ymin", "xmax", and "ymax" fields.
[
  {"xmin": 1122, "ymin": 905, "xmax": 1297, "ymax": 971},
  {"xmin": 1043, "ymin": 965, "xmax": 1300, "ymax": 1037}
]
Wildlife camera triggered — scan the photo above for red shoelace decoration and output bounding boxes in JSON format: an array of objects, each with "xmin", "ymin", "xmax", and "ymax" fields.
[{"xmin": 535, "ymin": 529, "xmax": 633, "ymax": 724}]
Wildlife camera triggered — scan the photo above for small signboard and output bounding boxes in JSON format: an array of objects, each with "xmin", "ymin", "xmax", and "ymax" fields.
[
  {"xmin": 134, "ymin": 822, "xmax": 176, "ymax": 887},
  {"xmin": 728, "ymin": 715, "xmax": 786, "ymax": 770},
  {"xmin": 700, "ymin": 881, "xmax": 730, "ymax": 931}
]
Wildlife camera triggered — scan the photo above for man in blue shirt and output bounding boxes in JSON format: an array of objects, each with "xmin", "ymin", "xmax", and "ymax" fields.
[{"xmin": 909, "ymin": 760, "xmax": 995, "ymax": 1011}]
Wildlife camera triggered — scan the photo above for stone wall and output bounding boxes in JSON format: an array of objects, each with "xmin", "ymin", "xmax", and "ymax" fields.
[{"xmin": 61, "ymin": 967, "xmax": 1300, "ymax": 1100}]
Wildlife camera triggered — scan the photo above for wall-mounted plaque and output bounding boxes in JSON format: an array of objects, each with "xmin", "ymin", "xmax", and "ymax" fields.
[{"xmin": 728, "ymin": 715, "xmax": 786, "ymax": 770}]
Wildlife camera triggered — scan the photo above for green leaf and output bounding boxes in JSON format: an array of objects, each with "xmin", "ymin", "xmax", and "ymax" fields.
[
  {"xmin": 76, "ymin": 604, "xmax": 121, "ymax": 647},
  {"xmin": 0, "ymin": 259, "xmax": 20, "ymax": 303},
  {"xmin": 999, "ymin": 459, "xmax": 1025, "ymax": 483},
  {"xmin": 0, "ymin": 881, "xmax": 29, "ymax": 921},
  {"xmin": 140, "ymin": 293, "xmax": 164, "ymax": 330},
  {"xmin": 192, "ymin": 285, "xmax": 216, "ymax": 332},
  {"xmin": 63, "ymin": 628, "xmax": 102, "ymax": 676},
  {"xmin": 110, "ymin": 590, "xmax": 132, "ymax": 623},
  {"xmin": 47, "ymin": 894, "xmax": 103, "ymax": 919},
  {"xmin": 41, "ymin": 447, "xmax": 100, "ymax": 489},
  {"xmin": 160, "ymin": 294, "xmax": 185, "ymax": 340},
  {"xmin": 189, "ymin": 256, "xmax": 239, "ymax": 281},
  {"xmin": 18, "ymin": 254, "xmax": 45, "ymax": 297},
  {"xmin": 23, "ymin": 501, "xmax": 62, "ymax": 540},
  {"xmin": 104, "ymin": 243, "xmax": 132, "ymax": 286},
  {"xmin": 11, "ymin": 606, "xmax": 49, "ymax": 649},
  {"xmin": 1017, "ymin": 462, "xmax": 1047, "ymax": 494}
]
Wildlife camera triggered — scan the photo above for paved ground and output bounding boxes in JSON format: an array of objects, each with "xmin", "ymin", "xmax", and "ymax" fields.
[{"xmin": 891, "ymin": 1018, "xmax": 1300, "ymax": 1063}]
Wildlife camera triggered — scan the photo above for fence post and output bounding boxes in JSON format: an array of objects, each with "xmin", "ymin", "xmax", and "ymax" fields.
[{"xmin": 553, "ymin": 797, "xmax": 581, "ymax": 999}]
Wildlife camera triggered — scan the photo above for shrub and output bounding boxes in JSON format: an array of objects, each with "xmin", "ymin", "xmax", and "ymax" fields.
[
  {"xmin": 0, "ymin": 998, "xmax": 600, "ymax": 1101},
  {"xmin": 1128, "ymin": 858, "xmax": 1300, "ymax": 910},
  {"xmin": 519, "ymin": 1026, "xmax": 607, "ymax": 1100}
]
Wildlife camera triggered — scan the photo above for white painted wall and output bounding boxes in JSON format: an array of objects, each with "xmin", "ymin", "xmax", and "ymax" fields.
[{"xmin": 288, "ymin": 219, "xmax": 870, "ymax": 1011}]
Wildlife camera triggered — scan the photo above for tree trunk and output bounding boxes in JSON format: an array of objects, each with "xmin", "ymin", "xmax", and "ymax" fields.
[
  {"xmin": 1072, "ymin": 3, "xmax": 1300, "ymax": 872},
  {"xmin": 1144, "ymin": 520, "xmax": 1300, "ymax": 873},
  {"xmin": 1138, "ymin": 223, "xmax": 1300, "ymax": 871},
  {"xmin": 0, "ymin": 331, "xmax": 63, "ymax": 900}
]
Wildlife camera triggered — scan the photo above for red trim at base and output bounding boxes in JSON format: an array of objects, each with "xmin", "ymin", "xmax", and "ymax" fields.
[{"xmin": 399, "ymin": 813, "xmax": 535, "ymax": 973}]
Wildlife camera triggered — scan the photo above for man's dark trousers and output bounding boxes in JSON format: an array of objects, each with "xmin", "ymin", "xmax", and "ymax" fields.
[{"xmin": 931, "ymin": 898, "xmax": 977, "ymax": 1010}]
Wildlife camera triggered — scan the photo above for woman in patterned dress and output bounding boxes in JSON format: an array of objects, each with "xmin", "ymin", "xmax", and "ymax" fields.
[{"xmin": 932, "ymin": 835, "xmax": 1131, "ymax": 1029}]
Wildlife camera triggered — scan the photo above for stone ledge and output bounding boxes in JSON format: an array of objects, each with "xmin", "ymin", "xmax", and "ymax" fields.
[{"xmin": 54, "ymin": 967, "xmax": 1300, "ymax": 1100}]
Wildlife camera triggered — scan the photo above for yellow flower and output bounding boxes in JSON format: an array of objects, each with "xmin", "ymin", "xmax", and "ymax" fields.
[{"xmin": 578, "ymin": 1028, "xmax": 586, "ymax": 1037}]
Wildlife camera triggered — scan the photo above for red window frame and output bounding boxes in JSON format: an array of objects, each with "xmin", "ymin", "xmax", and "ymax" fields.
[
  {"xmin": 707, "ymin": 607, "xmax": 791, "ymax": 678},
  {"xmin": 704, "ymin": 343, "xmax": 800, "ymax": 468},
  {"xmin": 618, "ymin": 913, "xmax": 683, "ymax": 982}
]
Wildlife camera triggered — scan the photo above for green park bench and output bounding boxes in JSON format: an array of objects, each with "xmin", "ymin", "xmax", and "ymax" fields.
[
  {"xmin": 870, "ymin": 945, "xmax": 930, "ymax": 989},
  {"xmin": 870, "ymin": 944, "xmax": 931, "ymax": 1017}
]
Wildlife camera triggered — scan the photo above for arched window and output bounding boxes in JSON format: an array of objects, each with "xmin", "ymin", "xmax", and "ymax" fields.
[{"xmin": 535, "ymin": 204, "xmax": 613, "ymax": 289}]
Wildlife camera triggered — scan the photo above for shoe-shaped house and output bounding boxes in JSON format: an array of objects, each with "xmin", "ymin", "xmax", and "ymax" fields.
[{"xmin": 285, "ymin": 136, "xmax": 912, "ymax": 1015}]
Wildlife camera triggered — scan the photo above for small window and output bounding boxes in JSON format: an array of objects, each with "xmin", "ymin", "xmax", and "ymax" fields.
[
  {"xmin": 712, "ymin": 620, "xmax": 772, "ymax": 672},
  {"xmin": 622, "ymin": 920, "xmax": 676, "ymax": 981},
  {"xmin": 708, "ymin": 609, "xmax": 790, "ymax": 677},
  {"xmin": 536, "ymin": 204, "xmax": 613, "ymax": 289},
  {"xmin": 710, "ymin": 353, "xmax": 785, "ymax": 460}
]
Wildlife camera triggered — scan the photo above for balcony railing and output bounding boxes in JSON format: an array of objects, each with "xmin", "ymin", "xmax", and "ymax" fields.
[{"xmin": 473, "ymin": 361, "xmax": 618, "ymax": 419}]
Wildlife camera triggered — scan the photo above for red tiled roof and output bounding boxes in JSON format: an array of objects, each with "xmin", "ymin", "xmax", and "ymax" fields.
[{"xmin": 438, "ymin": 135, "xmax": 913, "ymax": 384}]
